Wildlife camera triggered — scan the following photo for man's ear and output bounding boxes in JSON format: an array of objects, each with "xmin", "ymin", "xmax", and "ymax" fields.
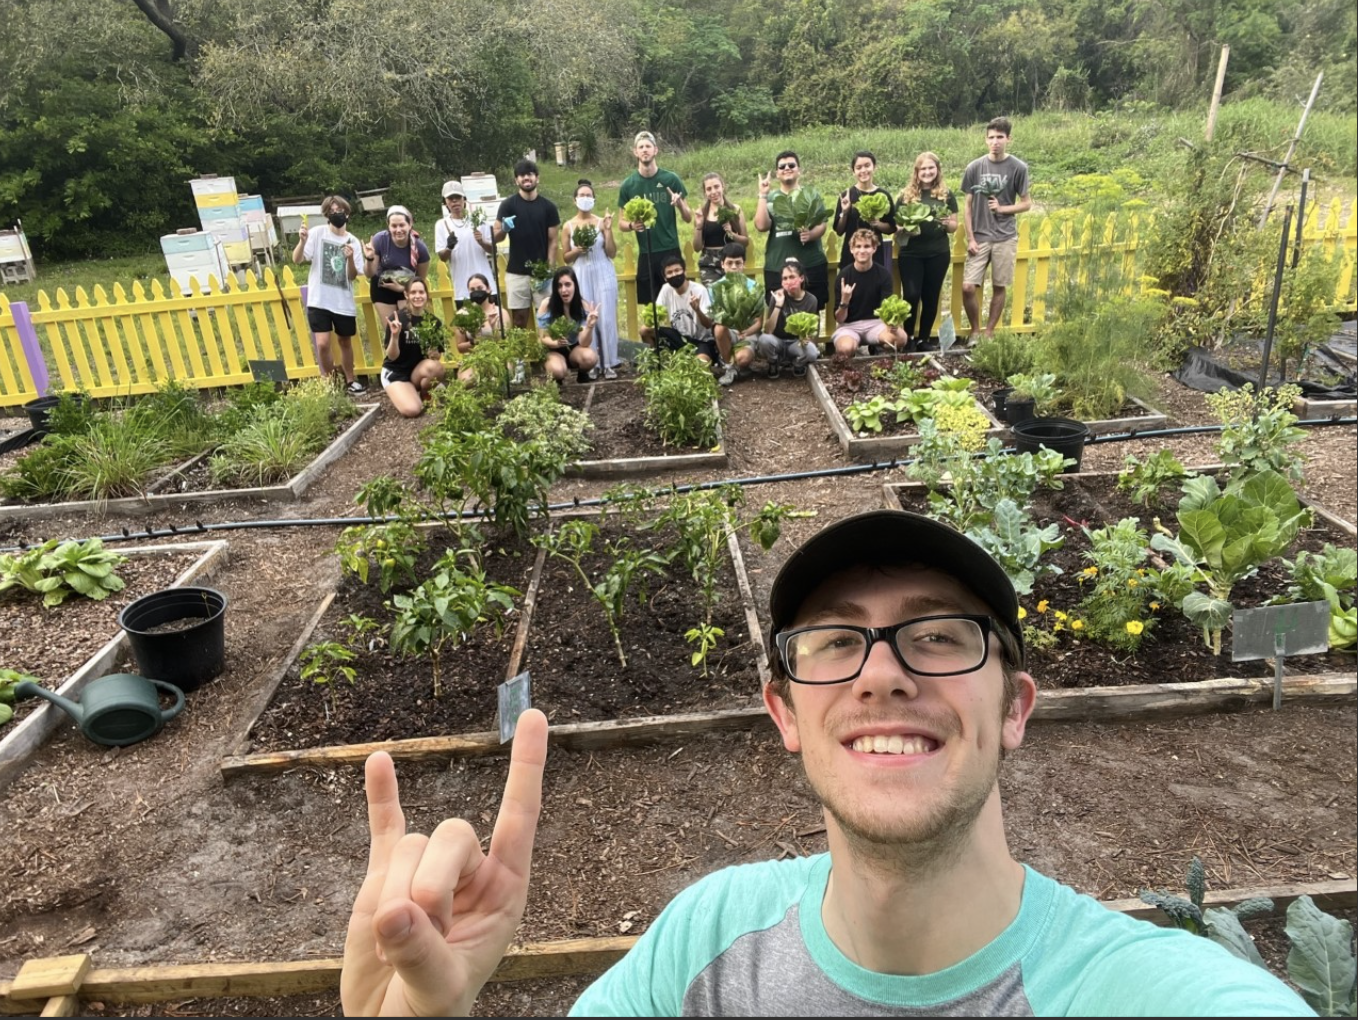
[
  {"xmin": 763, "ymin": 683, "xmax": 802, "ymax": 753},
  {"xmin": 1002, "ymin": 671, "xmax": 1038, "ymax": 752}
]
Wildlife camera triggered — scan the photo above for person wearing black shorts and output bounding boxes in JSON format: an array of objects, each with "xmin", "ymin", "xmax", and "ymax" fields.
[{"xmin": 293, "ymin": 195, "xmax": 367, "ymax": 393}]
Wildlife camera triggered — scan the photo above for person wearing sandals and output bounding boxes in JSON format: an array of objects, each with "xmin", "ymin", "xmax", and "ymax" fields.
[
  {"xmin": 561, "ymin": 180, "xmax": 621, "ymax": 379},
  {"xmin": 292, "ymin": 195, "xmax": 365, "ymax": 394},
  {"xmin": 693, "ymin": 173, "xmax": 750, "ymax": 287},
  {"xmin": 537, "ymin": 266, "xmax": 600, "ymax": 384},
  {"xmin": 380, "ymin": 277, "xmax": 446, "ymax": 418},
  {"xmin": 756, "ymin": 259, "xmax": 820, "ymax": 378},
  {"xmin": 896, "ymin": 152, "xmax": 959, "ymax": 348},
  {"xmin": 363, "ymin": 205, "xmax": 431, "ymax": 384}
]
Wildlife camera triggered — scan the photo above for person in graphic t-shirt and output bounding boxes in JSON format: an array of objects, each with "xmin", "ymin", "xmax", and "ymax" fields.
[
  {"xmin": 493, "ymin": 159, "xmax": 560, "ymax": 329},
  {"xmin": 618, "ymin": 131, "xmax": 692, "ymax": 309},
  {"xmin": 830, "ymin": 229, "xmax": 908, "ymax": 359},
  {"xmin": 292, "ymin": 195, "xmax": 366, "ymax": 394},
  {"xmin": 960, "ymin": 116, "xmax": 1031, "ymax": 341}
]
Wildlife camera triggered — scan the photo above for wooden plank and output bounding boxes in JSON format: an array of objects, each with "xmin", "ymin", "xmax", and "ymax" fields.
[
  {"xmin": 505, "ymin": 544, "xmax": 548, "ymax": 679},
  {"xmin": 284, "ymin": 402, "xmax": 381, "ymax": 496},
  {"xmin": 38, "ymin": 994, "xmax": 79, "ymax": 1017},
  {"xmin": 1031, "ymin": 674, "xmax": 1355, "ymax": 721},
  {"xmin": 10, "ymin": 955, "xmax": 91, "ymax": 999},
  {"xmin": 1104, "ymin": 878, "xmax": 1357, "ymax": 923}
]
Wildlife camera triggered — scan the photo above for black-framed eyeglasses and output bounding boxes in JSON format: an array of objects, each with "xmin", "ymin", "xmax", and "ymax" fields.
[
  {"xmin": 775, "ymin": 614, "xmax": 999, "ymax": 685},
  {"xmin": 777, "ymin": 162, "xmax": 798, "ymax": 171}
]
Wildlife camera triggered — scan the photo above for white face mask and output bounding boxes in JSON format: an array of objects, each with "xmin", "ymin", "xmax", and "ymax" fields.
[{"xmin": 575, "ymin": 196, "xmax": 596, "ymax": 212}]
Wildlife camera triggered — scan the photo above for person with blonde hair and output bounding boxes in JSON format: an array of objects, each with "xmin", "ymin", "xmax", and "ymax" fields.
[{"xmin": 896, "ymin": 152, "xmax": 959, "ymax": 347}]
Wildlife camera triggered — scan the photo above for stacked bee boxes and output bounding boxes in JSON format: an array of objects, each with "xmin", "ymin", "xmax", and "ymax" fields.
[
  {"xmin": 0, "ymin": 222, "xmax": 35, "ymax": 285},
  {"xmin": 190, "ymin": 176, "xmax": 252, "ymax": 267}
]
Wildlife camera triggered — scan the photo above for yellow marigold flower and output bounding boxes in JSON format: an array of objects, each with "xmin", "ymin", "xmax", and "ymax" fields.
[
  {"xmin": 1150, "ymin": 602, "xmax": 1161, "ymax": 611},
  {"xmin": 1053, "ymin": 622, "xmax": 1064, "ymax": 632},
  {"xmin": 1054, "ymin": 610, "xmax": 1068, "ymax": 621},
  {"xmin": 1082, "ymin": 566, "xmax": 1098, "ymax": 576},
  {"xmin": 1071, "ymin": 619, "xmax": 1085, "ymax": 631},
  {"xmin": 1018, "ymin": 607, "xmax": 1028, "ymax": 620},
  {"xmin": 1128, "ymin": 578, "xmax": 1139, "ymax": 587},
  {"xmin": 1036, "ymin": 600, "xmax": 1049, "ymax": 614},
  {"xmin": 1125, "ymin": 620, "xmax": 1145, "ymax": 636}
]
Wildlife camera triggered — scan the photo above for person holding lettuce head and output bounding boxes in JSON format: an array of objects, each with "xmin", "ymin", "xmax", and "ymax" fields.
[
  {"xmin": 833, "ymin": 150, "xmax": 895, "ymax": 272},
  {"xmin": 754, "ymin": 150, "xmax": 829, "ymax": 310},
  {"xmin": 896, "ymin": 152, "xmax": 960, "ymax": 348},
  {"xmin": 618, "ymin": 131, "xmax": 691, "ymax": 309}
]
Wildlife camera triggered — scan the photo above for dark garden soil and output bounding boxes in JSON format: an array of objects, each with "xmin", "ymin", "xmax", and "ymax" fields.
[
  {"xmin": 893, "ymin": 472, "xmax": 1356, "ymax": 688},
  {"xmin": 0, "ymin": 549, "xmax": 203, "ymax": 728},
  {"xmin": 565, "ymin": 380, "xmax": 709, "ymax": 461},
  {"xmin": 0, "ymin": 372, "xmax": 1354, "ymax": 1017}
]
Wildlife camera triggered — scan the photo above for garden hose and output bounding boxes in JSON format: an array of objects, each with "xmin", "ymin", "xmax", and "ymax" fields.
[{"xmin": 1, "ymin": 414, "xmax": 1353, "ymax": 554}]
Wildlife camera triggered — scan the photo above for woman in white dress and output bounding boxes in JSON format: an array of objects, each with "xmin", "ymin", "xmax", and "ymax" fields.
[{"xmin": 560, "ymin": 179, "xmax": 620, "ymax": 377}]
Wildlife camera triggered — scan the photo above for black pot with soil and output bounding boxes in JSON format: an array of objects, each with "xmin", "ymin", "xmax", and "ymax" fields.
[
  {"xmin": 1004, "ymin": 394, "xmax": 1036, "ymax": 425},
  {"xmin": 118, "ymin": 587, "xmax": 229, "ymax": 692},
  {"xmin": 1010, "ymin": 416, "xmax": 1091, "ymax": 471}
]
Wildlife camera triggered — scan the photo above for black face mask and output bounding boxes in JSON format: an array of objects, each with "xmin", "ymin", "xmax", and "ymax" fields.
[
  {"xmin": 468, "ymin": 288, "xmax": 490, "ymax": 303},
  {"xmin": 327, "ymin": 211, "xmax": 348, "ymax": 227},
  {"xmin": 665, "ymin": 274, "xmax": 686, "ymax": 288}
]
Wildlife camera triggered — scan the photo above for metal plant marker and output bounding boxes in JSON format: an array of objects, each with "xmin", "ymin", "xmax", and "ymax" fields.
[
  {"xmin": 1231, "ymin": 601, "xmax": 1330, "ymax": 709},
  {"xmin": 498, "ymin": 670, "xmax": 533, "ymax": 743}
]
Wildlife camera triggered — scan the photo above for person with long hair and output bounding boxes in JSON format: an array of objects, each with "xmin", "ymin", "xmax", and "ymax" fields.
[
  {"xmin": 363, "ymin": 205, "xmax": 431, "ymax": 328},
  {"xmin": 693, "ymin": 172, "xmax": 749, "ymax": 286},
  {"xmin": 537, "ymin": 266, "xmax": 600, "ymax": 384},
  {"xmin": 454, "ymin": 273, "xmax": 502, "ymax": 354},
  {"xmin": 561, "ymin": 180, "xmax": 621, "ymax": 378},
  {"xmin": 896, "ymin": 152, "xmax": 960, "ymax": 347},
  {"xmin": 292, "ymin": 194, "xmax": 366, "ymax": 394},
  {"xmin": 755, "ymin": 258, "xmax": 820, "ymax": 378},
  {"xmin": 380, "ymin": 277, "xmax": 446, "ymax": 418}
]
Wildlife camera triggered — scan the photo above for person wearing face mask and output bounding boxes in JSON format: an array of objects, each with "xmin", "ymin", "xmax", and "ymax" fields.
[
  {"xmin": 638, "ymin": 254, "xmax": 735, "ymax": 386},
  {"xmin": 561, "ymin": 180, "xmax": 620, "ymax": 379},
  {"xmin": 363, "ymin": 205, "xmax": 431, "ymax": 328},
  {"xmin": 435, "ymin": 182, "xmax": 498, "ymax": 302},
  {"xmin": 454, "ymin": 273, "xmax": 502, "ymax": 388},
  {"xmin": 896, "ymin": 152, "xmax": 960, "ymax": 348},
  {"xmin": 293, "ymin": 195, "xmax": 367, "ymax": 394}
]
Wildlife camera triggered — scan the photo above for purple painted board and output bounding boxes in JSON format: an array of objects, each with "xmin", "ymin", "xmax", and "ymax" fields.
[{"xmin": 10, "ymin": 301, "xmax": 48, "ymax": 396}]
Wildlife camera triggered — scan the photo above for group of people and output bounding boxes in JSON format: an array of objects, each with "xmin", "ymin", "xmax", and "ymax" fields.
[{"xmin": 293, "ymin": 118, "xmax": 1031, "ymax": 411}]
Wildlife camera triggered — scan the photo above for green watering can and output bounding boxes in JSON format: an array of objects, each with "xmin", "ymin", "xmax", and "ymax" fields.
[{"xmin": 15, "ymin": 674, "xmax": 185, "ymax": 747}]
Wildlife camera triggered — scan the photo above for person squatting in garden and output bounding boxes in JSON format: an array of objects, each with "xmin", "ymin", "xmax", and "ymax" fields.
[
  {"xmin": 755, "ymin": 257, "xmax": 820, "ymax": 379},
  {"xmin": 341, "ymin": 508, "xmax": 1313, "ymax": 1016},
  {"xmin": 453, "ymin": 273, "xmax": 502, "ymax": 388},
  {"xmin": 897, "ymin": 151, "xmax": 960, "ymax": 347},
  {"xmin": 831, "ymin": 229, "xmax": 908, "ymax": 359},
  {"xmin": 754, "ymin": 149, "xmax": 830, "ymax": 309},
  {"xmin": 494, "ymin": 159, "xmax": 560, "ymax": 330},
  {"xmin": 639, "ymin": 253, "xmax": 736, "ymax": 387},
  {"xmin": 618, "ymin": 130, "xmax": 692, "ymax": 309},
  {"xmin": 380, "ymin": 277, "xmax": 446, "ymax": 418},
  {"xmin": 292, "ymin": 195, "xmax": 366, "ymax": 394},
  {"xmin": 693, "ymin": 172, "xmax": 750, "ymax": 287},
  {"xmin": 708, "ymin": 242, "xmax": 759, "ymax": 380},
  {"xmin": 536, "ymin": 266, "xmax": 600, "ymax": 385},
  {"xmin": 560, "ymin": 180, "xmax": 621, "ymax": 379},
  {"xmin": 961, "ymin": 116, "xmax": 1031, "ymax": 341},
  {"xmin": 434, "ymin": 181, "xmax": 498, "ymax": 302}
]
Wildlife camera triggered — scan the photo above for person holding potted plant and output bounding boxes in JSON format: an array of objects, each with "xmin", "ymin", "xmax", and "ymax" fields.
[
  {"xmin": 561, "ymin": 180, "xmax": 620, "ymax": 380},
  {"xmin": 896, "ymin": 152, "xmax": 960, "ymax": 348},
  {"xmin": 693, "ymin": 172, "xmax": 749, "ymax": 286},
  {"xmin": 292, "ymin": 195, "xmax": 366, "ymax": 394},
  {"xmin": 434, "ymin": 182, "xmax": 497, "ymax": 302},
  {"xmin": 753, "ymin": 150, "xmax": 830, "ymax": 309},
  {"xmin": 381, "ymin": 277, "xmax": 447, "ymax": 418},
  {"xmin": 494, "ymin": 159, "xmax": 560, "ymax": 330},
  {"xmin": 833, "ymin": 151, "xmax": 895, "ymax": 272},
  {"xmin": 960, "ymin": 117, "xmax": 1031, "ymax": 342},
  {"xmin": 536, "ymin": 267, "xmax": 599, "ymax": 385},
  {"xmin": 363, "ymin": 205, "xmax": 431, "ymax": 348}
]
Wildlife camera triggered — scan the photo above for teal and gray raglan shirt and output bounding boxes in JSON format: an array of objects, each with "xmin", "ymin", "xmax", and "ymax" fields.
[{"xmin": 569, "ymin": 854, "xmax": 1313, "ymax": 1016}]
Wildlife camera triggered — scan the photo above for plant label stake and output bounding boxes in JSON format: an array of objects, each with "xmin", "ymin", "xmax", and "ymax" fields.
[
  {"xmin": 1231, "ymin": 601, "xmax": 1329, "ymax": 709},
  {"xmin": 498, "ymin": 670, "xmax": 533, "ymax": 743}
]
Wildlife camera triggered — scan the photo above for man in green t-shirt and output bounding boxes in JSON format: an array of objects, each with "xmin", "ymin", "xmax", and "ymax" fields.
[
  {"xmin": 753, "ymin": 149, "xmax": 830, "ymax": 311},
  {"xmin": 618, "ymin": 131, "xmax": 692, "ymax": 310}
]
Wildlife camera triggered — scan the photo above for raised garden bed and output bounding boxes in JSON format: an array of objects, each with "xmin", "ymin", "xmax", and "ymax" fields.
[
  {"xmin": 0, "ymin": 404, "xmax": 378, "ymax": 521},
  {"xmin": 0, "ymin": 539, "xmax": 229, "ymax": 789},
  {"xmin": 882, "ymin": 468, "xmax": 1357, "ymax": 690},
  {"xmin": 235, "ymin": 510, "xmax": 766, "ymax": 765},
  {"xmin": 563, "ymin": 381, "xmax": 726, "ymax": 477},
  {"xmin": 808, "ymin": 354, "xmax": 1006, "ymax": 461}
]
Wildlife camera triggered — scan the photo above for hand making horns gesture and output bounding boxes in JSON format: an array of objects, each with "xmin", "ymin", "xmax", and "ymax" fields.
[{"xmin": 341, "ymin": 710, "xmax": 549, "ymax": 1017}]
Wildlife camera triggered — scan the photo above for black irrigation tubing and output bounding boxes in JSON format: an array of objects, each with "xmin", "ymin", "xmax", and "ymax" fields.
[{"xmin": 3, "ymin": 415, "xmax": 1355, "ymax": 554}]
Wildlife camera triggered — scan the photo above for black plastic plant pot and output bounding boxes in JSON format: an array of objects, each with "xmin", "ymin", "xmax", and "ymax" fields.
[
  {"xmin": 118, "ymin": 587, "xmax": 228, "ymax": 692},
  {"xmin": 992, "ymin": 386, "xmax": 1013, "ymax": 417},
  {"xmin": 23, "ymin": 395, "xmax": 60, "ymax": 434},
  {"xmin": 1004, "ymin": 395, "xmax": 1036, "ymax": 425},
  {"xmin": 1011, "ymin": 416, "xmax": 1091, "ymax": 472}
]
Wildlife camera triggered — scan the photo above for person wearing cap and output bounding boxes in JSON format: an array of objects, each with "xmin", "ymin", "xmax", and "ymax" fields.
[
  {"xmin": 618, "ymin": 131, "xmax": 692, "ymax": 312},
  {"xmin": 340, "ymin": 512, "xmax": 1314, "ymax": 1017},
  {"xmin": 434, "ymin": 182, "xmax": 498, "ymax": 302},
  {"xmin": 493, "ymin": 158, "xmax": 560, "ymax": 329}
]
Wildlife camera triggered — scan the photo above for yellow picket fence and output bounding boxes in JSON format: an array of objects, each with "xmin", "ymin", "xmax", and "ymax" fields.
[{"xmin": 1, "ymin": 199, "xmax": 1354, "ymax": 409}]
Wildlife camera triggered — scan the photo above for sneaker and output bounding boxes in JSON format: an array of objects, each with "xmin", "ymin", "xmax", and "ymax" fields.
[
  {"xmin": 767, "ymin": 360, "xmax": 782, "ymax": 379},
  {"xmin": 603, "ymin": 366, "xmax": 618, "ymax": 380},
  {"xmin": 717, "ymin": 364, "xmax": 737, "ymax": 387},
  {"xmin": 576, "ymin": 369, "xmax": 592, "ymax": 384},
  {"xmin": 346, "ymin": 380, "xmax": 366, "ymax": 394},
  {"xmin": 792, "ymin": 362, "xmax": 808, "ymax": 378}
]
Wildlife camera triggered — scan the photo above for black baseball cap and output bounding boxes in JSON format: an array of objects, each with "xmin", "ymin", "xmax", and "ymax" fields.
[{"xmin": 768, "ymin": 510, "xmax": 1024, "ymax": 666}]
